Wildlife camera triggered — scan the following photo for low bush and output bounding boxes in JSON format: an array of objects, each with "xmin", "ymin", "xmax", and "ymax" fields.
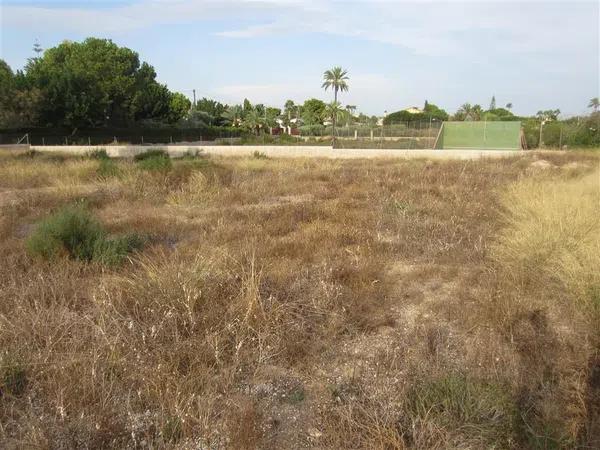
[
  {"xmin": 134, "ymin": 149, "xmax": 172, "ymax": 171},
  {"xmin": 26, "ymin": 205, "xmax": 144, "ymax": 265},
  {"xmin": 133, "ymin": 148, "xmax": 168, "ymax": 161},
  {"xmin": 405, "ymin": 374, "xmax": 517, "ymax": 446},
  {"xmin": 88, "ymin": 148, "xmax": 110, "ymax": 160},
  {"xmin": 97, "ymin": 158, "xmax": 120, "ymax": 178},
  {"xmin": 1, "ymin": 360, "xmax": 28, "ymax": 397},
  {"xmin": 252, "ymin": 151, "xmax": 269, "ymax": 159}
]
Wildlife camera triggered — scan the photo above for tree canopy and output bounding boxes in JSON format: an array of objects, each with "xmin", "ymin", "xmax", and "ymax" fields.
[{"xmin": 1, "ymin": 38, "xmax": 190, "ymax": 129}]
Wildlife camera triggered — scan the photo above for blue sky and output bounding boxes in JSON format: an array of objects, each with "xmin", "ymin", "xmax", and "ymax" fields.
[{"xmin": 1, "ymin": 0, "xmax": 598, "ymax": 117}]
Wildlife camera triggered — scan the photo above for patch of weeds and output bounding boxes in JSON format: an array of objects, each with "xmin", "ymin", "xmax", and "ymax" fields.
[
  {"xmin": 252, "ymin": 151, "xmax": 269, "ymax": 160},
  {"xmin": 385, "ymin": 198, "xmax": 412, "ymax": 217},
  {"xmin": 17, "ymin": 149, "xmax": 38, "ymax": 159},
  {"xmin": 27, "ymin": 205, "xmax": 105, "ymax": 260},
  {"xmin": 26, "ymin": 205, "xmax": 145, "ymax": 265},
  {"xmin": 404, "ymin": 374, "xmax": 517, "ymax": 446},
  {"xmin": 97, "ymin": 158, "xmax": 120, "ymax": 178},
  {"xmin": 133, "ymin": 148, "xmax": 168, "ymax": 161},
  {"xmin": 588, "ymin": 284, "xmax": 600, "ymax": 313},
  {"xmin": 162, "ymin": 415, "xmax": 183, "ymax": 443},
  {"xmin": 92, "ymin": 233, "xmax": 146, "ymax": 265},
  {"xmin": 135, "ymin": 149, "xmax": 172, "ymax": 171},
  {"xmin": 1, "ymin": 360, "xmax": 28, "ymax": 397},
  {"xmin": 286, "ymin": 386, "xmax": 305, "ymax": 404},
  {"xmin": 88, "ymin": 148, "xmax": 110, "ymax": 160},
  {"xmin": 330, "ymin": 379, "xmax": 361, "ymax": 404}
]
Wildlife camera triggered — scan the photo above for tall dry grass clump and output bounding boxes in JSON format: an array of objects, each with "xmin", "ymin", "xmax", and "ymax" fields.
[
  {"xmin": 493, "ymin": 169, "xmax": 600, "ymax": 306},
  {"xmin": 489, "ymin": 168, "xmax": 600, "ymax": 447}
]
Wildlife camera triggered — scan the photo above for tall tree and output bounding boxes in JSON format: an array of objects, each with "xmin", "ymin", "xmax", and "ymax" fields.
[
  {"xmin": 505, "ymin": 102, "xmax": 513, "ymax": 110},
  {"xmin": 489, "ymin": 95, "xmax": 496, "ymax": 110},
  {"xmin": 221, "ymin": 105, "xmax": 243, "ymax": 127},
  {"xmin": 301, "ymin": 98, "xmax": 326, "ymax": 126},
  {"xmin": 24, "ymin": 38, "xmax": 178, "ymax": 127},
  {"xmin": 322, "ymin": 66, "xmax": 349, "ymax": 147},
  {"xmin": 589, "ymin": 97, "xmax": 599, "ymax": 113},
  {"xmin": 345, "ymin": 105, "xmax": 356, "ymax": 126}
]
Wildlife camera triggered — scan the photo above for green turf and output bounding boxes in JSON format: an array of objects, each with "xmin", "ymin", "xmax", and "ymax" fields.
[{"xmin": 435, "ymin": 121, "xmax": 522, "ymax": 150}]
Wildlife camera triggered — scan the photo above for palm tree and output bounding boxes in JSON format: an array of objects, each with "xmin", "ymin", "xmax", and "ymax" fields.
[
  {"xmin": 221, "ymin": 105, "xmax": 243, "ymax": 127},
  {"xmin": 345, "ymin": 105, "xmax": 356, "ymax": 126},
  {"xmin": 322, "ymin": 67, "xmax": 349, "ymax": 147},
  {"xmin": 455, "ymin": 103, "xmax": 473, "ymax": 121},
  {"xmin": 589, "ymin": 97, "xmax": 599, "ymax": 113},
  {"xmin": 325, "ymin": 102, "xmax": 345, "ymax": 131},
  {"xmin": 505, "ymin": 102, "xmax": 513, "ymax": 110},
  {"xmin": 243, "ymin": 108, "xmax": 263, "ymax": 135}
]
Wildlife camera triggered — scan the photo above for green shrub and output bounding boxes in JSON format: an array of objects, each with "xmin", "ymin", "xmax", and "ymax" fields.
[
  {"xmin": 1, "ymin": 360, "xmax": 27, "ymax": 397},
  {"xmin": 88, "ymin": 148, "xmax": 110, "ymax": 160},
  {"xmin": 135, "ymin": 149, "xmax": 172, "ymax": 171},
  {"xmin": 27, "ymin": 205, "xmax": 144, "ymax": 265},
  {"xmin": 252, "ymin": 151, "xmax": 269, "ymax": 159},
  {"xmin": 97, "ymin": 158, "xmax": 120, "ymax": 178},
  {"xmin": 133, "ymin": 148, "xmax": 168, "ymax": 161},
  {"xmin": 27, "ymin": 205, "xmax": 105, "ymax": 260},
  {"xmin": 405, "ymin": 375, "xmax": 517, "ymax": 445},
  {"xmin": 92, "ymin": 233, "xmax": 146, "ymax": 265}
]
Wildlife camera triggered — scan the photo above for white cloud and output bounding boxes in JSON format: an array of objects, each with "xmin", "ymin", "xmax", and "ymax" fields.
[{"xmin": 3, "ymin": 1, "xmax": 597, "ymax": 58}]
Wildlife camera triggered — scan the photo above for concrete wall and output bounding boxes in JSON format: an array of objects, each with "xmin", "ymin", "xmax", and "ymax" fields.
[
  {"xmin": 30, "ymin": 144, "xmax": 525, "ymax": 160},
  {"xmin": 0, "ymin": 144, "xmax": 31, "ymax": 154}
]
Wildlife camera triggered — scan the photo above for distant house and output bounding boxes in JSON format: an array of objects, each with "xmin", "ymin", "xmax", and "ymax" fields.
[
  {"xmin": 404, "ymin": 106, "xmax": 423, "ymax": 114},
  {"xmin": 274, "ymin": 117, "xmax": 300, "ymax": 135}
]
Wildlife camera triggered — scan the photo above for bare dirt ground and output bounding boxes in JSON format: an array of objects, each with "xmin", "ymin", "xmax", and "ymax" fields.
[{"xmin": 0, "ymin": 151, "xmax": 599, "ymax": 448}]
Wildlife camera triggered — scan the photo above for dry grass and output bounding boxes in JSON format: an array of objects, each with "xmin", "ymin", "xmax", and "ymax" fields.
[{"xmin": 0, "ymin": 150, "xmax": 598, "ymax": 448}]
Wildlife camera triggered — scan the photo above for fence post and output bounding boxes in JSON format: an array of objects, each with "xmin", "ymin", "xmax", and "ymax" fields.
[
  {"xmin": 559, "ymin": 126, "xmax": 563, "ymax": 149},
  {"xmin": 370, "ymin": 129, "xmax": 374, "ymax": 141},
  {"xmin": 88, "ymin": 137, "xmax": 91, "ymax": 145},
  {"xmin": 42, "ymin": 137, "xmax": 45, "ymax": 146},
  {"xmin": 141, "ymin": 135, "xmax": 144, "ymax": 145}
]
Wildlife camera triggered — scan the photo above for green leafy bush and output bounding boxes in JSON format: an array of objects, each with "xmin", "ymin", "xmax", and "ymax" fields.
[
  {"xmin": 1, "ymin": 360, "xmax": 27, "ymax": 397},
  {"xmin": 92, "ymin": 233, "xmax": 146, "ymax": 265},
  {"xmin": 27, "ymin": 205, "xmax": 144, "ymax": 265},
  {"xmin": 97, "ymin": 158, "xmax": 120, "ymax": 178},
  {"xmin": 405, "ymin": 375, "xmax": 517, "ymax": 446},
  {"xmin": 133, "ymin": 148, "xmax": 168, "ymax": 161},
  {"xmin": 88, "ymin": 148, "xmax": 110, "ymax": 160},
  {"xmin": 252, "ymin": 151, "xmax": 269, "ymax": 159},
  {"xmin": 134, "ymin": 149, "xmax": 172, "ymax": 171}
]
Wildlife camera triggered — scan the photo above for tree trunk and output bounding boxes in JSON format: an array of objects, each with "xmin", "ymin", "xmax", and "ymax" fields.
[{"xmin": 332, "ymin": 88, "xmax": 338, "ymax": 148}]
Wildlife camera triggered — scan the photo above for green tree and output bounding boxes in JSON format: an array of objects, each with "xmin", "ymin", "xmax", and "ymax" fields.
[
  {"xmin": 0, "ymin": 59, "xmax": 42, "ymax": 127},
  {"xmin": 23, "ymin": 38, "xmax": 176, "ymax": 127},
  {"xmin": 301, "ymin": 98, "xmax": 326, "ymax": 126},
  {"xmin": 505, "ymin": 102, "xmax": 513, "ymax": 110},
  {"xmin": 222, "ymin": 105, "xmax": 243, "ymax": 127},
  {"xmin": 265, "ymin": 107, "xmax": 281, "ymax": 132},
  {"xmin": 325, "ymin": 102, "xmax": 346, "ymax": 128},
  {"xmin": 194, "ymin": 98, "xmax": 227, "ymax": 126},
  {"xmin": 167, "ymin": 92, "xmax": 191, "ymax": 124},
  {"xmin": 588, "ymin": 97, "xmax": 599, "ymax": 113},
  {"xmin": 489, "ymin": 95, "xmax": 496, "ymax": 110},
  {"xmin": 243, "ymin": 108, "xmax": 263, "ymax": 135},
  {"xmin": 322, "ymin": 66, "xmax": 349, "ymax": 146}
]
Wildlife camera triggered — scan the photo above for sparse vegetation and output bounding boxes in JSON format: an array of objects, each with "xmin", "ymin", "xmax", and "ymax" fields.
[
  {"xmin": 1, "ymin": 150, "xmax": 599, "ymax": 448},
  {"xmin": 26, "ymin": 205, "xmax": 144, "ymax": 265},
  {"xmin": 134, "ymin": 148, "xmax": 172, "ymax": 171}
]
